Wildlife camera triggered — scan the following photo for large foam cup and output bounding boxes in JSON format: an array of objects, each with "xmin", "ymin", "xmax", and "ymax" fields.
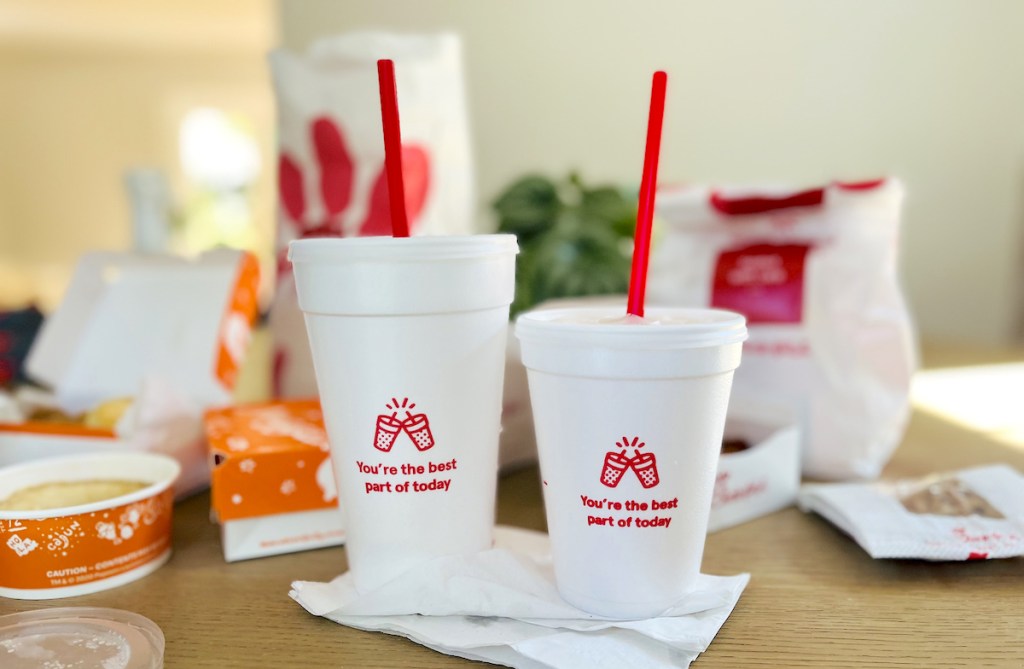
[
  {"xmin": 289, "ymin": 235, "xmax": 518, "ymax": 591},
  {"xmin": 516, "ymin": 306, "xmax": 747, "ymax": 618}
]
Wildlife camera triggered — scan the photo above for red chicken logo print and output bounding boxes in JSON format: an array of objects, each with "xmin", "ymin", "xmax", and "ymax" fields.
[
  {"xmin": 601, "ymin": 436, "xmax": 660, "ymax": 489},
  {"xmin": 276, "ymin": 116, "xmax": 431, "ymax": 279},
  {"xmin": 374, "ymin": 397, "xmax": 435, "ymax": 453}
]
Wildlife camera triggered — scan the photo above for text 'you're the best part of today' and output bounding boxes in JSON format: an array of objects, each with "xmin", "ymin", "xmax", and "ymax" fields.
[
  {"xmin": 358, "ymin": 458, "xmax": 458, "ymax": 494},
  {"xmin": 582, "ymin": 494, "xmax": 678, "ymax": 528}
]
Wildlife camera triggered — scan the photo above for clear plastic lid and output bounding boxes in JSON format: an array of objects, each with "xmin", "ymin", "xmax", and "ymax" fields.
[{"xmin": 0, "ymin": 608, "xmax": 164, "ymax": 669}]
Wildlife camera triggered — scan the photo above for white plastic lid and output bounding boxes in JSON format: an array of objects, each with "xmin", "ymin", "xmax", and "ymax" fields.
[
  {"xmin": 288, "ymin": 235, "xmax": 519, "ymax": 316},
  {"xmin": 516, "ymin": 306, "xmax": 748, "ymax": 379},
  {"xmin": 288, "ymin": 234, "xmax": 518, "ymax": 263},
  {"xmin": 516, "ymin": 307, "xmax": 748, "ymax": 349},
  {"xmin": 0, "ymin": 608, "xmax": 164, "ymax": 669}
]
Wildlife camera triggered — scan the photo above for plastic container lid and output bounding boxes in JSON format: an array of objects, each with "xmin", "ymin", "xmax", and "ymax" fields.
[{"xmin": 0, "ymin": 608, "xmax": 164, "ymax": 669}]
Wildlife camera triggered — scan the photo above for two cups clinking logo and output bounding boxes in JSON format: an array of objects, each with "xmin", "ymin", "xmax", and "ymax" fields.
[
  {"xmin": 601, "ymin": 436, "xmax": 659, "ymax": 489},
  {"xmin": 374, "ymin": 397, "xmax": 435, "ymax": 452}
]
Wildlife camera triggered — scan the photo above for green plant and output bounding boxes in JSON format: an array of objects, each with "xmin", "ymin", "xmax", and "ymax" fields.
[{"xmin": 494, "ymin": 173, "xmax": 636, "ymax": 318}]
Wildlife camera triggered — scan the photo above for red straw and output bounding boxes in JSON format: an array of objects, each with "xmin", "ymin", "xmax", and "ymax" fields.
[
  {"xmin": 376, "ymin": 59, "xmax": 410, "ymax": 237},
  {"xmin": 626, "ymin": 71, "xmax": 668, "ymax": 317}
]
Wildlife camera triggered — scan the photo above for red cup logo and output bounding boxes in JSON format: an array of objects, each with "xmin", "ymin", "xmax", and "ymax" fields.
[
  {"xmin": 373, "ymin": 398, "xmax": 435, "ymax": 453},
  {"xmin": 403, "ymin": 414, "xmax": 435, "ymax": 451},
  {"xmin": 632, "ymin": 452, "xmax": 660, "ymax": 489},
  {"xmin": 601, "ymin": 452, "xmax": 631, "ymax": 487},
  {"xmin": 374, "ymin": 415, "xmax": 405, "ymax": 452},
  {"xmin": 600, "ymin": 436, "xmax": 659, "ymax": 489}
]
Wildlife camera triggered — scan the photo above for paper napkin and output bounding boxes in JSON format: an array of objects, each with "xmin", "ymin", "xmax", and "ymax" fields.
[{"xmin": 291, "ymin": 526, "xmax": 747, "ymax": 669}]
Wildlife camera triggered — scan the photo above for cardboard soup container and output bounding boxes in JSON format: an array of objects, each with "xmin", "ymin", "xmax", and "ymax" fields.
[{"xmin": 0, "ymin": 452, "xmax": 180, "ymax": 600}]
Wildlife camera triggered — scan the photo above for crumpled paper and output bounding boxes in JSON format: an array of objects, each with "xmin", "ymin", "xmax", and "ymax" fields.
[
  {"xmin": 119, "ymin": 376, "xmax": 207, "ymax": 498},
  {"xmin": 291, "ymin": 526, "xmax": 748, "ymax": 669}
]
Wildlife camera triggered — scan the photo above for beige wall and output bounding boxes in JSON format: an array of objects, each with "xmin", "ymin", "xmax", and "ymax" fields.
[
  {"xmin": 0, "ymin": 0, "xmax": 276, "ymax": 309},
  {"xmin": 279, "ymin": 0, "xmax": 1024, "ymax": 345}
]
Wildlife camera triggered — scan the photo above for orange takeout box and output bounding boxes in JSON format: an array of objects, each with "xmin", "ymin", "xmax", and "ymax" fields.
[
  {"xmin": 0, "ymin": 250, "xmax": 259, "ymax": 496},
  {"xmin": 206, "ymin": 399, "xmax": 344, "ymax": 561}
]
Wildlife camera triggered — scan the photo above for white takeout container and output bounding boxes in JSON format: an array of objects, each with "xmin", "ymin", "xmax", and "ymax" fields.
[{"xmin": 0, "ymin": 249, "xmax": 259, "ymax": 497}]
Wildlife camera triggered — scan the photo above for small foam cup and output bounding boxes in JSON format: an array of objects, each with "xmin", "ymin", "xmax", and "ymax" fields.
[
  {"xmin": 516, "ymin": 306, "xmax": 747, "ymax": 618},
  {"xmin": 0, "ymin": 452, "xmax": 180, "ymax": 600},
  {"xmin": 0, "ymin": 607, "xmax": 164, "ymax": 668},
  {"xmin": 288, "ymin": 235, "xmax": 518, "ymax": 591}
]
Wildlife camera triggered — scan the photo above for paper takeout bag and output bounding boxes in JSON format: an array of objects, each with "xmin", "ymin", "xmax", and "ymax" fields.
[
  {"xmin": 268, "ymin": 31, "xmax": 474, "ymax": 398},
  {"xmin": 650, "ymin": 180, "xmax": 915, "ymax": 480}
]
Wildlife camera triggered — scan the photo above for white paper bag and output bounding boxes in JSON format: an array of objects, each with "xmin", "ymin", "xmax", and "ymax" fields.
[
  {"xmin": 268, "ymin": 32, "xmax": 474, "ymax": 397},
  {"xmin": 650, "ymin": 180, "xmax": 915, "ymax": 480}
]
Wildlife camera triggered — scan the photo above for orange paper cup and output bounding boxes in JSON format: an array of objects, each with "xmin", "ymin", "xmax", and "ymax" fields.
[{"xmin": 0, "ymin": 452, "xmax": 180, "ymax": 600}]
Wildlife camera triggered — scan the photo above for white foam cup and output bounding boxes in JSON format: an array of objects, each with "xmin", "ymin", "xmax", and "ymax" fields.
[
  {"xmin": 289, "ymin": 235, "xmax": 518, "ymax": 591},
  {"xmin": 516, "ymin": 306, "xmax": 747, "ymax": 618}
]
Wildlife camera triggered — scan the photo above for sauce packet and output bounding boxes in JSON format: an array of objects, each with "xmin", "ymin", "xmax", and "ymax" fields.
[{"xmin": 798, "ymin": 464, "xmax": 1024, "ymax": 560}]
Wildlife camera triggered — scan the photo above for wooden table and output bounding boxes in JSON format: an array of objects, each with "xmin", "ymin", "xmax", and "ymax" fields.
[{"xmin": 3, "ymin": 345, "xmax": 1023, "ymax": 668}]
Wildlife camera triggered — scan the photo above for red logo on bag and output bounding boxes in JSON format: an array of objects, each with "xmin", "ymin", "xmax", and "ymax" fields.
[
  {"xmin": 600, "ymin": 436, "xmax": 659, "ymax": 489},
  {"xmin": 373, "ymin": 397, "xmax": 435, "ymax": 453},
  {"xmin": 711, "ymin": 243, "xmax": 812, "ymax": 324},
  {"xmin": 277, "ymin": 116, "xmax": 432, "ymax": 280}
]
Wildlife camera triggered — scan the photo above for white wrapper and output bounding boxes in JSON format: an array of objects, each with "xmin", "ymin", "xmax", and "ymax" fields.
[{"xmin": 799, "ymin": 464, "xmax": 1024, "ymax": 560}]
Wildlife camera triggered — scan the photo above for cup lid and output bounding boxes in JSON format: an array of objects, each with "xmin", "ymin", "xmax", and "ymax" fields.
[
  {"xmin": 288, "ymin": 234, "xmax": 519, "ymax": 263},
  {"xmin": 515, "ymin": 306, "xmax": 748, "ymax": 349},
  {"xmin": 0, "ymin": 607, "xmax": 164, "ymax": 669},
  {"xmin": 287, "ymin": 234, "xmax": 519, "ymax": 316},
  {"xmin": 515, "ymin": 307, "xmax": 747, "ymax": 379}
]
